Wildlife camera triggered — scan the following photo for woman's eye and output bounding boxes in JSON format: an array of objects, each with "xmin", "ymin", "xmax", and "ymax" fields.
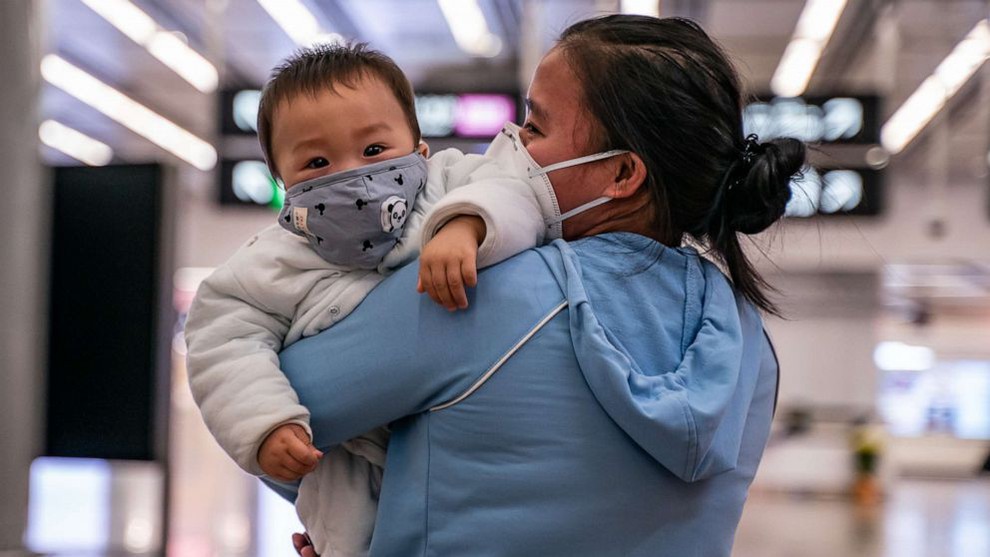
[
  {"xmin": 364, "ymin": 145, "xmax": 385, "ymax": 157},
  {"xmin": 305, "ymin": 157, "xmax": 329, "ymax": 169},
  {"xmin": 523, "ymin": 122, "xmax": 541, "ymax": 135}
]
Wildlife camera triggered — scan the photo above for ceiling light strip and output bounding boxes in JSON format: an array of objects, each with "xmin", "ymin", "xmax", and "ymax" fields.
[
  {"xmin": 881, "ymin": 19, "xmax": 990, "ymax": 155},
  {"xmin": 255, "ymin": 0, "xmax": 342, "ymax": 47},
  {"xmin": 620, "ymin": 0, "xmax": 660, "ymax": 18},
  {"xmin": 771, "ymin": 0, "xmax": 849, "ymax": 98},
  {"xmin": 41, "ymin": 55, "xmax": 217, "ymax": 171},
  {"xmin": 80, "ymin": 0, "xmax": 218, "ymax": 93},
  {"xmin": 437, "ymin": 0, "xmax": 502, "ymax": 58},
  {"xmin": 39, "ymin": 120, "xmax": 114, "ymax": 166}
]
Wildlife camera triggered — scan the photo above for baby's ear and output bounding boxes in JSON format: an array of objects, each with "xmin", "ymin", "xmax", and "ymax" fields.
[{"xmin": 417, "ymin": 141, "xmax": 430, "ymax": 158}]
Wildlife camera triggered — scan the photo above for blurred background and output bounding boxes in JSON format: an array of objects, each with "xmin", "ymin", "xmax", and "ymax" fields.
[{"xmin": 1, "ymin": 0, "xmax": 989, "ymax": 555}]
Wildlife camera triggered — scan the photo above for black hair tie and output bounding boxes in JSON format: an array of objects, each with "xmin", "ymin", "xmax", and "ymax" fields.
[
  {"xmin": 740, "ymin": 133, "xmax": 763, "ymax": 165},
  {"xmin": 727, "ymin": 134, "xmax": 763, "ymax": 192},
  {"xmin": 698, "ymin": 134, "xmax": 766, "ymax": 238}
]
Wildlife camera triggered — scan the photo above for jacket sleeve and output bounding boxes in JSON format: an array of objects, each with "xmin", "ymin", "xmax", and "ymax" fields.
[
  {"xmin": 420, "ymin": 152, "xmax": 545, "ymax": 268},
  {"xmin": 184, "ymin": 236, "xmax": 314, "ymax": 476},
  {"xmin": 378, "ymin": 149, "xmax": 479, "ymax": 272},
  {"xmin": 279, "ymin": 250, "xmax": 567, "ymax": 450}
]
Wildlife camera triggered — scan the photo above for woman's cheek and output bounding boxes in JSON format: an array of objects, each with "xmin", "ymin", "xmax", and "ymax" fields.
[{"xmin": 524, "ymin": 141, "xmax": 554, "ymax": 169}]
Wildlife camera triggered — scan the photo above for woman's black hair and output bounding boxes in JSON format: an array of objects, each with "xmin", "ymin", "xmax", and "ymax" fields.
[{"xmin": 558, "ymin": 15, "xmax": 805, "ymax": 315}]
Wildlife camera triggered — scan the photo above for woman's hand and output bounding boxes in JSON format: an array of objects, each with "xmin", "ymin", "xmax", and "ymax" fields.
[{"xmin": 417, "ymin": 216, "xmax": 486, "ymax": 311}]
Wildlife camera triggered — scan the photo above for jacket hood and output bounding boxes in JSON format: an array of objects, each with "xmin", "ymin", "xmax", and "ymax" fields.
[{"xmin": 542, "ymin": 235, "xmax": 769, "ymax": 482}]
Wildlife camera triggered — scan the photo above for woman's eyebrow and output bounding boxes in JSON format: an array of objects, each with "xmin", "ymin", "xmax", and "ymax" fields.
[{"xmin": 525, "ymin": 98, "xmax": 548, "ymax": 121}]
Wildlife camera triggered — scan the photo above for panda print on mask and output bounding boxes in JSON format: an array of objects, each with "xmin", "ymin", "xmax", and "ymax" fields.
[{"xmin": 381, "ymin": 196, "xmax": 408, "ymax": 233}]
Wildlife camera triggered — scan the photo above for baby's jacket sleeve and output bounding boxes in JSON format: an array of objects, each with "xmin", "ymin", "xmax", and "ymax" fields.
[
  {"xmin": 420, "ymin": 149, "xmax": 545, "ymax": 268},
  {"xmin": 184, "ymin": 228, "xmax": 316, "ymax": 476}
]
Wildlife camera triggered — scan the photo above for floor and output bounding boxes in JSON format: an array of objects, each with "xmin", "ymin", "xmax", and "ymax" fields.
[{"xmin": 733, "ymin": 480, "xmax": 990, "ymax": 557}]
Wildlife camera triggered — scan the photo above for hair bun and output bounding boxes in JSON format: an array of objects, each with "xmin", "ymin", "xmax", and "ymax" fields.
[{"xmin": 724, "ymin": 137, "xmax": 806, "ymax": 234}]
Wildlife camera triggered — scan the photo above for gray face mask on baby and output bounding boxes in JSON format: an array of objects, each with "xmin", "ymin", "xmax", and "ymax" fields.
[{"xmin": 278, "ymin": 152, "xmax": 428, "ymax": 268}]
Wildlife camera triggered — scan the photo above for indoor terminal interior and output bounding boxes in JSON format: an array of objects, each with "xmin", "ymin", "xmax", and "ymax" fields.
[{"xmin": 2, "ymin": 0, "xmax": 990, "ymax": 556}]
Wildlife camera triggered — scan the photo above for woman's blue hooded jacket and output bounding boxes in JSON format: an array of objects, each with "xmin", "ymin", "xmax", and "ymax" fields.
[{"xmin": 277, "ymin": 232, "xmax": 778, "ymax": 556}]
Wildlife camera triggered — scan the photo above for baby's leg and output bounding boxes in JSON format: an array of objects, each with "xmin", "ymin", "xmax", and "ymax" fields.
[{"xmin": 296, "ymin": 445, "xmax": 382, "ymax": 557}]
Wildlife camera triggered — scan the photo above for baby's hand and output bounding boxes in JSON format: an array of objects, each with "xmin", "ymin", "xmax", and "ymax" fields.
[
  {"xmin": 417, "ymin": 216, "xmax": 486, "ymax": 311},
  {"xmin": 258, "ymin": 423, "xmax": 323, "ymax": 481}
]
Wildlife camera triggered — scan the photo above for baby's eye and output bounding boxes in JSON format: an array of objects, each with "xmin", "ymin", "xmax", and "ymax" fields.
[
  {"xmin": 364, "ymin": 144, "xmax": 385, "ymax": 157},
  {"xmin": 305, "ymin": 157, "xmax": 329, "ymax": 169}
]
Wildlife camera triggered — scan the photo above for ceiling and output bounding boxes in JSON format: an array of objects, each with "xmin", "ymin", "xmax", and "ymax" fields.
[{"xmin": 40, "ymin": 0, "xmax": 990, "ymax": 181}]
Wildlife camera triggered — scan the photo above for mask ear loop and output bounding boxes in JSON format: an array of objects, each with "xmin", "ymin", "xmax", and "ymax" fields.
[
  {"xmin": 533, "ymin": 149, "xmax": 631, "ymax": 228},
  {"xmin": 549, "ymin": 196, "xmax": 614, "ymax": 227},
  {"xmin": 530, "ymin": 149, "xmax": 629, "ymax": 178}
]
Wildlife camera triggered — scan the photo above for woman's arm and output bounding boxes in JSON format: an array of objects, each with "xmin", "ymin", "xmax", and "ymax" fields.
[{"xmin": 278, "ymin": 250, "xmax": 566, "ymax": 450}]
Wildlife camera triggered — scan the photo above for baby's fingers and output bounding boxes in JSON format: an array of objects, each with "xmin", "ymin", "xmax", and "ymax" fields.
[
  {"xmin": 268, "ymin": 463, "xmax": 304, "ymax": 482},
  {"xmin": 280, "ymin": 455, "xmax": 312, "ymax": 478},
  {"xmin": 286, "ymin": 436, "xmax": 320, "ymax": 467},
  {"xmin": 418, "ymin": 265, "xmax": 443, "ymax": 306},
  {"xmin": 430, "ymin": 266, "xmax": 458, "ymax": 311},
  {"xmin": 446, "ymin": 263, "xmax": 468, "ymax": 309},
  {"xmin": 461, "ymin": 258, "xmax": 478, "ymax": 288}
]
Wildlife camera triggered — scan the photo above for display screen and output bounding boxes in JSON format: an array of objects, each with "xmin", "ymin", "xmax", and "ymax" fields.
[
  {"xmin": 416, "ymin": 93, "xmax": 518, "ymax": 138},
  {"xmin": 220, "ymin": 89, "xmax": 520, "ymax": 139},
  {"xmin": 744, "ymin": 96, "xmax": 880, "ymax": 145},
  {"xmin": 220, "ymin": 89, "xmax": 262, "ymax": 135},
  {"xmin": 786, "ymin": 167, "xmax": 883, "ymax": 217},
  {"xmin": 218, "ymin": 159, "xmax": 284, "ymax": 209},
  {"xmin": 47, "ymin": 164, "xmax": 167, "ymax": 461}
]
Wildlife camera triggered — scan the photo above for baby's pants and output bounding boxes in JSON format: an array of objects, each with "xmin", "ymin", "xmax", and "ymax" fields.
[{"xmin": 295, "ymin": 428, "xmax": 389, "ymax": 557}]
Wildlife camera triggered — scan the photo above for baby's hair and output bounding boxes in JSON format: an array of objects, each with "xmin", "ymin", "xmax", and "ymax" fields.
[{"xmin": 257, "ymin": 42, "xmax": 421, "ymax": 178}]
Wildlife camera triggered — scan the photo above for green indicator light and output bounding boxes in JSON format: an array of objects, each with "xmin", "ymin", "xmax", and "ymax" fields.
[{"xmin": 269, "ymin": 176, "xmax": 284, "ymax": 210}]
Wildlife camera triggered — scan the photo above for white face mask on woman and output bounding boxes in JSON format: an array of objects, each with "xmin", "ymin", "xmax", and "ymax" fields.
[{"xmin": 485, "ymin": 122, "xmax": 629, "ymax": 240}]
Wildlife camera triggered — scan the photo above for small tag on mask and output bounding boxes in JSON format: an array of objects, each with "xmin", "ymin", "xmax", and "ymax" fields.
[{"xmin": 292, "ymin": 207, "xmax": 310, "ymax": 235}]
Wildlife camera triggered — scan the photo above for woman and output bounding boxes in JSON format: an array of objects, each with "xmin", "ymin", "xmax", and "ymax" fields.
[{"xmin": 281, "ymin": 15, "xmax": 804, "ymax": 556}]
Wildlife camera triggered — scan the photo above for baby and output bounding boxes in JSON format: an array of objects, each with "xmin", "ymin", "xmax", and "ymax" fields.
[{"xmin": 184, "ymin": 44, "xmax": 544, "ymax": 556}]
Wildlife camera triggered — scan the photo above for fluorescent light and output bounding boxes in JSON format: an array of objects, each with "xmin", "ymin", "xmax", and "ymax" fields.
[
  {"xmin": 256, "ymin": 0, "xmax": 343, "ymax": 47},
  {"xmin": 80, "ymin": 0, "xmax": 218, "ymax": 93},
  {"xmin": 81, "ymin": 0, "xmax": 156, "ymax": 43},
  {"xmin": 437, "ymin": 0, "xmax": 502, "ymax": 58},
  {"xmin": 771, "ymin": 0, "xmax": 848, "ymax": 97},
  {"xmin": 41, "ymin": 55, "xmax": 217, "ymax": 171},
  {"xmin": 146, "ymin": 32, "xmax": 219, "ymax": 93},
  {"xmin": 620, "ymin": 0, "xmax": 660, "ymax": 17},
  {"xmin": 874, "ymin": 341, "xmax": 935, "ymax": 372},
  {"xmin": 794, "ymin": 0, "xmax": 847, "ymax": 42},
  {"xmin": 39, "ymin": 120, "xmax": 114, "ymax": 166},
  {"xmin": 772, "ymin": 39, "xmax": 821, "ymax": 98},
  {"xmin": 882, "ymin": 19, "xmax": 990, "ymax": 154}
]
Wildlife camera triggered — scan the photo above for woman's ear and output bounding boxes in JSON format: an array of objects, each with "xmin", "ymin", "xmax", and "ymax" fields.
[
  {"xmin": 609, "ymin": 152, "xmax": 647, "ymax": 199},
  {"xmin": 417, "ymin": 141, "xmax": 430, "ymax": 158}
]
